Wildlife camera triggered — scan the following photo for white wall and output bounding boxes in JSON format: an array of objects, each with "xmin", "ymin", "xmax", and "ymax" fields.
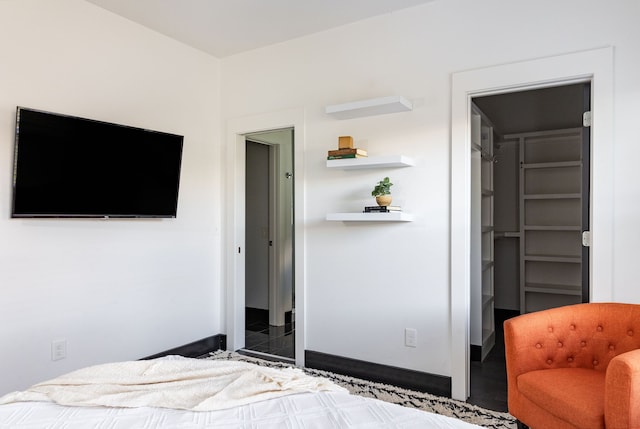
[
  {"xmin": 2, "ymin": 0, "xmax": 638, "ymax": 396},
  {"xmin": 0, "ymin": 0, "xmax": 222, "ymax": 394},
  {"xmin": 221, "ymin": 0, "xmax": 640, "ymax": 378}
]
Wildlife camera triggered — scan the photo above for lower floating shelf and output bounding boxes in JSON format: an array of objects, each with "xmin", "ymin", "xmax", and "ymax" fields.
[{"xmin": 326, "ymin": 212, "xmax": 414, "ymax": 222}]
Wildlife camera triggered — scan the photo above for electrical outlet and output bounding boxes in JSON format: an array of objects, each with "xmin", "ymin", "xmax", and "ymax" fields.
[
  {"xmin": 51, "ymin": 339, "xmax": 67, "ymax": 361},
  {"xmin": 405, "ymin": 328, "xmax": 417, "ymax": 348}
]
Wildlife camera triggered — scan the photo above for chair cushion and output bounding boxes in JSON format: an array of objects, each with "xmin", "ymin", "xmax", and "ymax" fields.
[{"xmin": 518, "ymin": 368, "xmax": 606, "ymax": 429}]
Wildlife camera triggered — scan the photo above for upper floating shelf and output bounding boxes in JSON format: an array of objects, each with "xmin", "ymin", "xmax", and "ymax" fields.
[{"xmin": 325, "ymin": 96, "xmax": 413, "ymax": 119}]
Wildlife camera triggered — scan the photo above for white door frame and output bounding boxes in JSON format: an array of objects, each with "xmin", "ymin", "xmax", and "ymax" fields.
[
  {"xmin": 225, "ymin": 108, "xmax": 306, "ymax": 367},
  {"xmin": 450, "ymin": 47, "xmax": 614, "ymax": 400}
]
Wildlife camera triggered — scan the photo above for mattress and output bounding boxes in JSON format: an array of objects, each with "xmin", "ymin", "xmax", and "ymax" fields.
[{"xmin": 0, "ymin": 391, "xmax": 480, "ymax": 428}]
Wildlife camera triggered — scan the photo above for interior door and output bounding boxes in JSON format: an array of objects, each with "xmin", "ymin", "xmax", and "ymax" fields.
[{"xmin": 245, "ymin": 141, "xmax": 270, "ymax": 318}]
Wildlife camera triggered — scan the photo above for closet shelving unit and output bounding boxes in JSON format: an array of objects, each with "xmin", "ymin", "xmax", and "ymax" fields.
[
  {"xmin": 509, "ymin": 128, "xmax": 584, "ymax": 313},
  {"xmin": 325, "ymin": 96, "xmax": 415, "ymax": 222},
  {"xmin": 471, "ymin": 105, "xmax": 495, "ymax": 361}
]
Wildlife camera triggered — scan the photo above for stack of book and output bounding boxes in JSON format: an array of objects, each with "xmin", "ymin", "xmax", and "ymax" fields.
[
  {"xmin": 363, "ymin": 205, "xmax": 401, "ymax": 213},
  {"xmin": 327, "ymin": 147, "xmax": 368, "ymax": 160}
]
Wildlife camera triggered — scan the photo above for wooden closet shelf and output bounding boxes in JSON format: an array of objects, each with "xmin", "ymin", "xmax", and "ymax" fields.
[
  {"xmin": 522, "ymin": 161, "xmax": 582, "ymax": 169},
  {"xmin": 524, "ymin": 254, "xmax": 582, "ymax": 263},
  {"xmin": 523, "ymin": 193, "xmax": 581, "ymax": 200},
  {"xmin": 524, "ymin": 225, "xmax": 582, "ymax": 231},
  {"xmin": 525, "ymin": 282, "xmax": 582, "ymax": 296}
]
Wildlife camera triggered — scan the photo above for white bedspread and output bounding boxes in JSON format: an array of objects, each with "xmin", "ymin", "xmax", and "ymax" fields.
[
  {"xmin": 0, "ymin": 356, "xmax": 485, "ymax": 428},
  {"xmin": 0, "ymin": 356, "xmax": 346, "ymax": 411},
  {"xmin": 0, "ymin": 391, "xmax": 482, "ymax": 428}
]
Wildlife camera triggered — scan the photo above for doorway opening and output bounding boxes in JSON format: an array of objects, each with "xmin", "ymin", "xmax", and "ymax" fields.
[
  {"xmin": 243, "ymin": 128, "xmax": 295, "ymax": 362},
  {"xmin": 450, "ymin": 47, "xmax": 613, "ymax": 401},
  {"xmin": 467, "ymin": 83, "xmax": 591, "ymax": 412}
]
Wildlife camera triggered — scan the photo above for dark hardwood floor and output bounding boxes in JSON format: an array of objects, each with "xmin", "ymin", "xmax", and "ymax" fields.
[{"xmin": 467, "ymin": 310, "xmax": 515, "ymax": 412}]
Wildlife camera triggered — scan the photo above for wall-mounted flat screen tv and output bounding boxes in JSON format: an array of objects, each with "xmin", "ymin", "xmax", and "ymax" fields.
[{"xmin": 11, "ymin": 107, "xmax": 184, "ymax": 218}]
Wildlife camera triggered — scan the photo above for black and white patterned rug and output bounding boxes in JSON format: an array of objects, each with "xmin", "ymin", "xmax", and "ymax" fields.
[{"xmin": 205, "ymin": 350, "xmax": 516, "ymax": 429}]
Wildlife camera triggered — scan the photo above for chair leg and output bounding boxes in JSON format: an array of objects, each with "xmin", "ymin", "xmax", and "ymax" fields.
[{"xmin": 516, "ymin": 420, "xmax": 529, "ymax": 429}]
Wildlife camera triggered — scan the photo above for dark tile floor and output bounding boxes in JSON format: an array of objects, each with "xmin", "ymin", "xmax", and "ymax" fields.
[
  {"xmin": 243, "ymin": 307, "xmax": 510, "ymax": 413},
  {"xmin": 244, "ymin": 308, "xmax": 295, "ymax": 359}
]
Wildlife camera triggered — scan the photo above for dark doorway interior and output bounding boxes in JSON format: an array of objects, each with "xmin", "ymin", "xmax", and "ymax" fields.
[{"xmin": 469, "ymin": 82, "xmax": 591, "ymax": 412}]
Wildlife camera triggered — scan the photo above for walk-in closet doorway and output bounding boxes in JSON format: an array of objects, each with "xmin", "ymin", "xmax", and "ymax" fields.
[
  {"xmin": 467, "ymin": 83, "xmax": 592, "ymax": 411},
  {"xmin": 450, "ymin": 47, "xmax": 614, "ymax": 401},
  {"xmin": 470, "ymin": 82, "xmax": 591, "ymax": 359}
]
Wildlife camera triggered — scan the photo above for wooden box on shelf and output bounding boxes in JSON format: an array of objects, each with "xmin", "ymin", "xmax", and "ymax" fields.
[{"xmin": 338, "ymin": 136, "xmax": 354, "ymax": 149}]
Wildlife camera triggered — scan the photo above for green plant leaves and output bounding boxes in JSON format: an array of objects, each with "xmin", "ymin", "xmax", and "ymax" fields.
[{"xmin": 371, "ymin": 176, "xmax": 393, "ymax": 196}]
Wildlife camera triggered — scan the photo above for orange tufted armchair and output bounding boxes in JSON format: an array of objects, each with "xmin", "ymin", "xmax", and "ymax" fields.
[{"xmin": 504, "ymin": 302, "xmax": 640, "ymax": 429}]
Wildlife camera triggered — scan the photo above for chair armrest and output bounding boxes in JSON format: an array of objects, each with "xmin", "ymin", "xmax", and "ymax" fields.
[
  {"xmin": 504, "ymin": 313, "xmax": 558, "ymax": 412},
  {"xmin": 605, "ymin": 349, "xmax": 640, "ymax": 429},
  {"xmin": 504, "ymin": 314, "xmax": 558, "ymax": 377}
]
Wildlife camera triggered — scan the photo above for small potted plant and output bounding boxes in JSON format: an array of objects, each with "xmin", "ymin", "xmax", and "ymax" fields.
[{"xmin": 371, "ymin": 177, "xmax": 393, "ymax": 206}]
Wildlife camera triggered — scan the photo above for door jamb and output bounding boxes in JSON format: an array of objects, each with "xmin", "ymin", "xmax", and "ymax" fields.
[
  {"xmin": 225, "ymin": 108, "xmax": 306, "ymax": 367},
  {"xmin": 450, "ymin": 47, "xmax": 614, "ymax": 401},
  {"xmin": 268, "ymin": 143, "xmax": 281, "ymax": 326}
]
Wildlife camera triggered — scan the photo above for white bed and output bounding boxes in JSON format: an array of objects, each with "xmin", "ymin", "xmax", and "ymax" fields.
[{"xmin": 0, "ymin": 356, "xmax": 480, "ymax": 428}]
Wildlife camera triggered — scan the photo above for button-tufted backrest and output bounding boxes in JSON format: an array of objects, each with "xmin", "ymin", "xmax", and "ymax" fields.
[{"xmin": 505, "ymin": 303, "xmax": 640, "ymax": 374}]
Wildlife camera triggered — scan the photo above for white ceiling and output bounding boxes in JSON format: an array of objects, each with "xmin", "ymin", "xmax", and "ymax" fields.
[{"xmin": 84, "ymin": 0, "xmax": 436, "ymax": 58}]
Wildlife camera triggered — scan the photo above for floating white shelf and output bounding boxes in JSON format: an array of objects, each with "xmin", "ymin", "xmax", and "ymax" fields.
[
  {"xmin": 325, "ymin": 96, "xmax": 413, "ymax": 119},
  {"xmin": 326, "ymin": 212, "xmax": 414, "ymax": 222},
  {"xmin": 326, "ymin": 155, "xmax": 414, "ymax": 169}
]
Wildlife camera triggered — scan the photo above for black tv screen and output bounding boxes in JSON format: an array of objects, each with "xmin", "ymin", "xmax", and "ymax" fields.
[{"xmin": 11, "ymin": 107, "xmax": 184, "ymax": 218}]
